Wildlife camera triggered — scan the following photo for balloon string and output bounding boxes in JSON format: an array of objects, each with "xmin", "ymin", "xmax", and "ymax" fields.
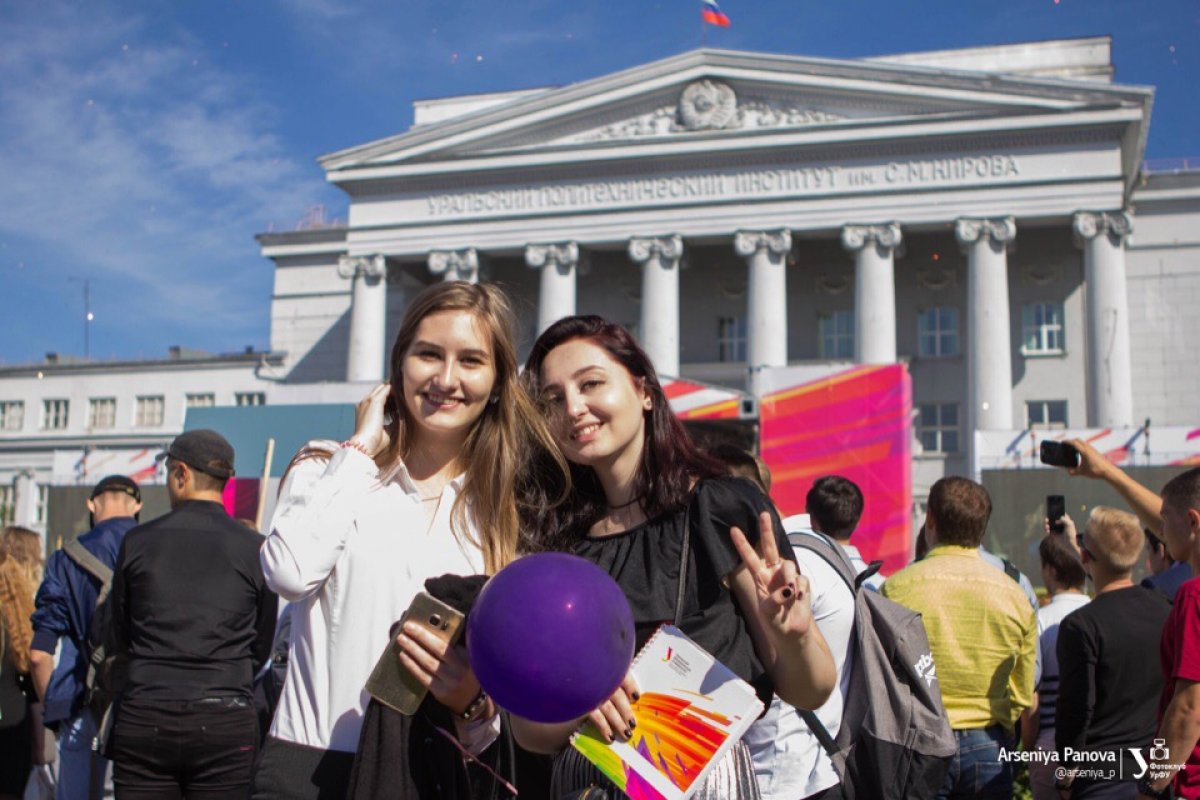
[{"xmin": 432, "ymin": 724, "xmax": 519, "ymax": 796}]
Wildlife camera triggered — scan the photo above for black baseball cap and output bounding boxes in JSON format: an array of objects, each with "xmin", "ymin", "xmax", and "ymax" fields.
[
  {"xmin": 155, "ymin": 429, "xmax": 236, "ymax": 479},
  {"xmin": 91, "ymin": 474, "xmax": 142, "ymax": 502}
]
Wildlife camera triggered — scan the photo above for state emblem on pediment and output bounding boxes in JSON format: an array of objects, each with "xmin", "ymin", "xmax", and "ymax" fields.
[{"xmin": 569, "ymin": 79, "xmax": 844, "ymax": 144}]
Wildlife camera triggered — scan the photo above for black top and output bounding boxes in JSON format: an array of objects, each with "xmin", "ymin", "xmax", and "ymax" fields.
[
  {"xmin": 111, "ymin": 500, "xmax": 278, "ymax": 702},
  {"xmin": 0, "ymin": 634, "xmax": 30, "ymax": 730},
  {"xmin": 572, "ymin": 477, "xmax": 792, "ymax": 707},
  {"xmin": 1055, "ymin": 585, "xmax": 1171, "ymax": 774}
]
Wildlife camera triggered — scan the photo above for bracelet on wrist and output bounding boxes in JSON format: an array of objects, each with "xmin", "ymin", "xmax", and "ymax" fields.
[
  {"xmin": 339, "ymin": 439, "xmax": 372, "ymax": 458},
  {"xmin": 458, "ymin": 688, "xmax": 489, "ymax": 721}
]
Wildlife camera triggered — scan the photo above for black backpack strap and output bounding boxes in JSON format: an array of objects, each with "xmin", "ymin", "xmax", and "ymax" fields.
[
  {"xmin": 799, "ymin": 709, "xmax": 838, "ymax": 757},
  {"xmin": 64, "ymin": 540, "xmax": 113, "ymax": 586},
  {"xmin": 1002, "ymin": 558, "xmax": 1021, "ymax": 584}
]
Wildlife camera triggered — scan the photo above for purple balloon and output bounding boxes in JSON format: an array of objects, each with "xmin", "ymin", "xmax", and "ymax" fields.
[{"xmin": 467, "ymin": 553, "xmax": 635, "ymax": 723}]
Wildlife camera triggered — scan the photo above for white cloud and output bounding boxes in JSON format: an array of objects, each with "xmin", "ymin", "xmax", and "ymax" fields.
[{"xmin": 0, "ymin": 3, "xmax": 336, "ymax": 355}]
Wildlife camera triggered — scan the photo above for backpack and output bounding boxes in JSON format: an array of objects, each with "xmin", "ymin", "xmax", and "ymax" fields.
[
  {"xmin": 788, "ymin": 531, "xmax": 956, "ymax": 800},
  {"xmin": 63, "ymin": 540, "xmax": 125, "ymax": 720}
]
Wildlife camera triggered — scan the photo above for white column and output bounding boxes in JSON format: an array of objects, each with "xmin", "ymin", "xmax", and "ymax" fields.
[
  {"xmin": 336, "ymin": 254, "xmax": 388, "ymax": 383},
  {"xmin": 525, "ymin": 242, "xmax": 579, "ymax": 334},
  {"xmin": 842, "ymin": 223, "xmax": 902, "ymax": 365},
  {"xmin": 628, "ymin": 235, "xmax": 683, "ymax": 378},
  {"xmin": 427, "ymin": 249, "xmax": 480, "ymax": 284},
  {"xmin": 956, "ymin": 217, "xmax": 1017, "ymax": 443},
  {"xmin": 13, "ymin": 471, "xmax": 39, "ymax": 529},
  {"xmin": 1074, "ymin": 211, "xmax": 1135, "ymax": 427},
  {"xmin": 734, "ymin": 230, "xmax": 792, "ymax": 395}
]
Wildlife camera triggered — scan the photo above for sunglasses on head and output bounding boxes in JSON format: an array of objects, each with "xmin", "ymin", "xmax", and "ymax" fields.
[{"xmin": 1076, "ymin": 532, "xmax": 1094, "ymax": 560}]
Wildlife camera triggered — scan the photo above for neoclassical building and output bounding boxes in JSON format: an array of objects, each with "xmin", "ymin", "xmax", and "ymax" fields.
[
  {"xmin": 258, "ymin": 37, "xmax": 1198, "ymax": 482},
  {"xmin": 4, "ymin": 36, "xmax": 1199, "ymax": 539}
]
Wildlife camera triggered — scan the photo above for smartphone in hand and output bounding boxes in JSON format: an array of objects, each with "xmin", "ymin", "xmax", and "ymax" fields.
[
  {"xmin": 364, "ymin": 592, "xmax": 465, "ymax": 715},
  {"xmin": 1047, "ymin": 495, "xmax": 1066, "ymax": 534},
  {"xmin": 1040, "ymin": 441, "xmax": 1080, "ymax": 469}
]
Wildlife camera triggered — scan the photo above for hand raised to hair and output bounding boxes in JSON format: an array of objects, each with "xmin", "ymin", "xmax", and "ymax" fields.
[
  {"xmin": 349, "ymin": 383, "xmax": 393, "ymax": 458},
  {"xmin": 730, "ymin": 511, "xmax": 814, "ymax": 643}
]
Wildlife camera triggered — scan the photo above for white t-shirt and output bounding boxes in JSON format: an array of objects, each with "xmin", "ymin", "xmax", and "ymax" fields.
[
  {"xmin": 747, "ymin": 526, "xmax": 857, "ymax": 799},
  {"xmin": 1035, "ymin": 591, "xmax": 1091, "ymax": 733},
  {"xmin": 261, "ymin": 442, "xmax": 491, "ymax": 753}
]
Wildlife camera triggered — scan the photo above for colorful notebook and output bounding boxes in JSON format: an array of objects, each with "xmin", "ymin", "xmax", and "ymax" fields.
[{"xmin": 570, "ymin": 625, "xmax": 765, "ymax": 800}]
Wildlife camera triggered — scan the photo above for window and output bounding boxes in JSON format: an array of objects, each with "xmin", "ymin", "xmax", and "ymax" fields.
[
  {"xmin": 1022, "ymin": 302, "xmax": 1065, "ymax": 355},
  {"xmin": 186, "ymin": 393, "xmax": 216, "ymax": 408},
  {"xmin": 235, "ymin": 392, "xmax": 266, "ymax": 407},
  {"xmin": 0, "ymin": 484, "xmax": 12, "ymax": 526},
  {"xmin": 717, "ymin": 316, "xmax": 747, "ymax": 362},
  {"xmin": 1026, "ymin": 400, "xmax": 1068, "ymax": 430},
  {"xmin": 819, "ymin": 311, "xmax": 855, "ymax": 359},
  {"xmin": 36, "ymin": 484, "xmax": 48, "ymax": 525},
  {"xmin": 41, "ymin": 399, "xmax": 69, "ymax": 430},
  {"xmin": 917, "ymin": 307, "xmax": 960, "ymax": 358},
  {"xmin": 88, "ymin": 397, "xmax": 117, "ymax": 429},
  {"xmin": 135, "ymin": 395, "xmax": 165, "ymax": 427},
  {"xmin": 917, "ymin": 403, "xmax": 959, "ymax": 454},
  {"xmin": 0, "ymin": 401, "xmax": 24, "ymax": 432}
]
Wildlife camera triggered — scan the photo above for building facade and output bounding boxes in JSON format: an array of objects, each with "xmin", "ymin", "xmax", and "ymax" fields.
[
  {"xmin": 4, "ymin": 37, "xmax": 1199, "ymax": 538},
  {"xmin": 258, "ymin": 38, "xmax": 1199, "ymax": 479}
]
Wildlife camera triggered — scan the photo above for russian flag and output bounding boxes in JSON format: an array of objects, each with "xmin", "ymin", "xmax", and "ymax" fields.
[{"xmin": 701, "ymin": 0, "xmax": 730, "ymax": 27}]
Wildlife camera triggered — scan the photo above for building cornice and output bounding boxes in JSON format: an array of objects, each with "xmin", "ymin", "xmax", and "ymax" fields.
[{"xmin": 0, "ymin": 352, "xmax": 285, "ymax": 379}]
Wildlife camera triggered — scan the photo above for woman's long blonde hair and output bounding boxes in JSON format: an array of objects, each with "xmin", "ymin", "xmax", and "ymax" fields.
[
  {"xmin": 2, "ymin": 526, "xmax": 44, "ymax": 595},
  {"xmin": 0, "ymin": 548, "xmax": 35, "ymax": 673},
  {"xmin": 280, "ymin": 282, "xmax": 569, "ymax": 574},
  {"xmin": 381, "ymin": 282, "xmax": 568, "ymax": 573}
]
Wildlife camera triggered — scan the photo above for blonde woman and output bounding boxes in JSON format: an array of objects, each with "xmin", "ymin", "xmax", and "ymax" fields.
[
  {"xmin": 254, "ymin": 282, "xmax": 565, "ymax": 800},
  {"xmin": 0, "ymin": 543, "xmax": 37, "ymax": 800}
]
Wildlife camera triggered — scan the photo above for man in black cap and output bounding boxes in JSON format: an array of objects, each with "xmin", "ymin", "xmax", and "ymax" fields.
[
  {"xmin": 106, "ymin": 429, "xmax": 277, "ymax": 797},
  {"xmin": 30, "ymin": 474, "xmax": 143, "ymax": 800}
]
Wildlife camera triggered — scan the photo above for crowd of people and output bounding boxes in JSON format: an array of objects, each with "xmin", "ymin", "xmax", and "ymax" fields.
[{"xmin": 0, "ymin": 279, "xmax": 1198, "ymax": 800}]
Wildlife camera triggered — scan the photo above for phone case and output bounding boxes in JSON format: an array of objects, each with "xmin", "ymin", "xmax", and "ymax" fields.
[{"xmin": 364, "ymin": 592, "xmax": 465, "ymax": 715}]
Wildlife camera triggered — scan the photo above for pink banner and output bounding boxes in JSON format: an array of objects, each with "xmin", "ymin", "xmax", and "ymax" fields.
[{"xmin": 759, "ymin": 365, "xmax": 913, "ymax": 577}]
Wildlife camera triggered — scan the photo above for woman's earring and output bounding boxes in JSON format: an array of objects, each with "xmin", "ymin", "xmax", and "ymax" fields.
[{"xmin": 489, "ymin": 394, "xmax": 500, "ymax": 405}]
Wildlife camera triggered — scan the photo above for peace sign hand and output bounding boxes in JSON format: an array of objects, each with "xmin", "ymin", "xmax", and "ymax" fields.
[{"xmin": 730, "ymin": 511, "xmax": 814, "ymax": 643}]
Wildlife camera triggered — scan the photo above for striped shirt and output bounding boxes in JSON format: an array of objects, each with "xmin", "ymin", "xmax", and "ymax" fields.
[{"xmin": 1035, "ymin": 592, "xmax": 1091, "ymax": 730}]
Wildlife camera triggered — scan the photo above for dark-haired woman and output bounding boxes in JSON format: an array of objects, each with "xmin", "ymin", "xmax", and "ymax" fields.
[{"xmin": 513, "ymin": 315, "xmax": 836, "ymax": 799}]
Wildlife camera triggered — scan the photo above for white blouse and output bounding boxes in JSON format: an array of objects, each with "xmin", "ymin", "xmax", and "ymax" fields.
[{"xmin": 261, "ymin": 441, "xmax": 493, "ymax": 753}]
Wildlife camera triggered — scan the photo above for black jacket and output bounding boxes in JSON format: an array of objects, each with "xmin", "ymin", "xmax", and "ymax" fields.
[{"xmin": 111, "ymin": 499, "xmax": 277, "ymax": 701}]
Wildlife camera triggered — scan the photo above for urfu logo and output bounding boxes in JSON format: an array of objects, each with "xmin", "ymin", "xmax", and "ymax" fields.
[
  {"xmin": 1129, "ymin": 738, "xmax": 1173, "ymax": 780},
  {"xmin": 662, "ymin": 647, "xmax": 674, "ymax": 663},
  {"xmin": 914, "ymin": 653, "xmax": 937, "ymax": 687}
]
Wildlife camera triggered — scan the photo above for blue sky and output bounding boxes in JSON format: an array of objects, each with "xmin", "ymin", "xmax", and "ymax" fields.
[{"xmin": 1, "ymin": 0, "xmax": 1196, "ymax": 365}]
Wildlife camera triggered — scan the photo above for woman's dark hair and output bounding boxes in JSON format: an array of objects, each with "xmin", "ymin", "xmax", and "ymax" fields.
[{"xmin": 522, "ymin": 315, "xmax": 724, "ymax": 549}]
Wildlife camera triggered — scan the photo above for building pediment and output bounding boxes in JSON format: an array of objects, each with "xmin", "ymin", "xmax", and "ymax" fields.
[{"xmin": 321, "ymin": 48, "xmax": 1151, "ymax": 180}]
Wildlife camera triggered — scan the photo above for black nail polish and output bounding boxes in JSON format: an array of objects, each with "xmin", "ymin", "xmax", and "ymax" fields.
[
  {"xmin": 623, "ymin": 728, "xmax": 632, "ymax": 739},
  {"xmin": 632, "ymin": 691, "xmax": 641, "ymax": 702},
  {"xmin": 782, "ymin": 587, "xmax": 794, "ymax": 599},
  {"xmin": 629, "ymin": 718, "xmax": 637, "ymax": 729}
]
